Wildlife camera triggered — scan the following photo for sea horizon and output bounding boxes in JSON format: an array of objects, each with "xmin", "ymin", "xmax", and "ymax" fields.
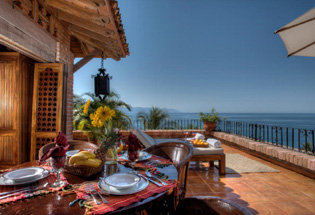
[{"xmin": 125, "ymin": 112, "xmax": 315, "ymax": 131}]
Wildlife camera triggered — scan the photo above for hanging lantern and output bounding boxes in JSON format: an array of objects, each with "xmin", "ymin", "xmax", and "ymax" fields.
[{"xmin": 94, "ymin": 52, "xmax": 110, "ymax": 99}]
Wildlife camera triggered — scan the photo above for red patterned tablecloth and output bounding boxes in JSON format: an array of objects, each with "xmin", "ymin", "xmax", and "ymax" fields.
[
  {"xmin": 0, "ymin": 164, "xmax": 69, "ymax": 205},
  {"xmin": 74, "ymin": 179, "xmax": 177, "ymax": 215}
]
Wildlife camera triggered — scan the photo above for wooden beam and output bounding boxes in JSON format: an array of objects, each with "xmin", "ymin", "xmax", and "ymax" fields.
[
  {"xmin": 73, "ymin": 49, "xmax": 101, "ymax": 73},
  {"xmin": 79, "ymin": 40, "xmax": 89, "ymax": 56},
  {"xmin": 0, "ymin": 1, "xmax": 55, "ymax": 62},
  {"xmin": 49, "ymin": 15, "xmax": 55, "ymax": 35},
  {"xmin": 46, "ymin": 0, "xmax": 110, "ymax": 24},
  {"xmin": 32, "ymin": 0, "xmax": 39, "ymax": 22},
  {"xmin": 68, "ymin": 24, "xmax": 120, "ymax": 51},
  {"xmin": 65, "ymin": 0, "xmax": 105, "ymax": 11},
  {"xmin": 58, "ymin": 11, "xmax": 116, "ymax": 37},
  {"xmin": 70, "ymin": 31, "xmax": 120, "ymax": 60},
  {"xmin": 77, "ymin": 0, "xmax": 105, "ymax": 7}
]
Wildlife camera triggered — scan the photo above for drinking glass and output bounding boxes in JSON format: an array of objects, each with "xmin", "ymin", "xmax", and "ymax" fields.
[{"xmin": 50, "ymin": 156, "xmax": 66, "ymax": 188}]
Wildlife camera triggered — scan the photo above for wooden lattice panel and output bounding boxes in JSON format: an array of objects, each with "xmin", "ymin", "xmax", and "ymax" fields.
[
  {"xmin": 35, "ymin": 68, "xmax": 58, "ymax": 132},
  {"xmin": 31, "ymin": 63, "xmax": 63, "ymax": 161}
]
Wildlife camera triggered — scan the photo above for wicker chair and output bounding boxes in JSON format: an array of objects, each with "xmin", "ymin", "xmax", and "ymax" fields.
[
  {"xmin": 143, "ymin": 141, "xmax": 193, "ymax": 200},
  {"xmin": 176, "ymin": 196, "xmax": 253, "ymax": 215},
  {"xmin": 38, "ymin": 140, "xmax": 99, "ymax": 160}
]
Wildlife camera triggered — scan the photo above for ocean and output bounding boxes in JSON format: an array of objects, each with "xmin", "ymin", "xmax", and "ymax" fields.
[
  {"xmin": 127, "ymin": 113, "xmax": 315, "ymax": 131},
  {"xmin": 126, "ymin": 112, "xmax": 315, "ymax": 149}
]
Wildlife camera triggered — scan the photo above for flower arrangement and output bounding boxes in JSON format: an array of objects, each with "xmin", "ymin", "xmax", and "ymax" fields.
[{"xmin": 80, "ymin": 100, "xmax": 123, "ymax": 162}]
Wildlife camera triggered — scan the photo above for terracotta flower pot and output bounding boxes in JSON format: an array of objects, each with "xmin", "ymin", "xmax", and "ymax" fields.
[{"xmin": 203, "ymin": 122, "xmax": 216, "ymax": 133}]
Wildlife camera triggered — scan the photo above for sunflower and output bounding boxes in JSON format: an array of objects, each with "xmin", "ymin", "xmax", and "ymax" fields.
[
  {"xmin": 90, "ymin": 113, "xmax": 96, "ymax": 121},
  {"xmin": 96, "ymin": 106, "xmax": 115, "ymax": 122},
  {"xmin": 91, "ymin": 119, "xmax": 103, "ymax": 128},
  {"xmin": 83, "ymin": 100, "xmax": 91, "ymax": 114}
]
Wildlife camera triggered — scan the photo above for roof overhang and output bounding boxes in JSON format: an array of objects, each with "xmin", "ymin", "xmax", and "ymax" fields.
[{"xmin": 45, "ymin": 0, "xmax": 129, "ymax": 61}]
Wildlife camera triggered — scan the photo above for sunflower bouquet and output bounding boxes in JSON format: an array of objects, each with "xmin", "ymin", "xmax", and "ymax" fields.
[{"xmin": 81, "ymin": 100, "xmax": 122, "ymax": 162}]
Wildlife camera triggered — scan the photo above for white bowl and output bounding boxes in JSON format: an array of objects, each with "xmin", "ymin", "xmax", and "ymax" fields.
[{"xmin": 104, "ymin": 173, "xmax": 141, "ymax": 190}]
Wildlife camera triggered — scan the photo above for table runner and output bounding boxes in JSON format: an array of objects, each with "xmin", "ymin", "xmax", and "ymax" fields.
[
  {"xmin": 0, "ymin": 164, "xmax": 69, "ymax": 205},
  {"xmin": 74, "ymin": 179, "xmax": 177, "ymax": 215}
]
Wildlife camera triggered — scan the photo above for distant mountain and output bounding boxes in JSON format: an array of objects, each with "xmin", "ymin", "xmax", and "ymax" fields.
[{"xmin": 120, "ymin": 107, "xmax": 181, "ymax": 116}]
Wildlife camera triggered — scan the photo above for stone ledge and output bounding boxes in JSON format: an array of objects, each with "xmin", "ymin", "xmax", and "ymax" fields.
[{"xmin": 211, "ymin": 131, "xmax": 315, "ymax": 174}]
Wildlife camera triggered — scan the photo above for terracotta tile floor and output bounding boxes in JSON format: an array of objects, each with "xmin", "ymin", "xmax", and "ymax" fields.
[{"xmin": 186, "ymin": 144, "xmax": 315, "ymax": 215}]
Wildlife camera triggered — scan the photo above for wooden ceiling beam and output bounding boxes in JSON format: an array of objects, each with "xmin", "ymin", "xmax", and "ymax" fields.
[
  {"xmin": 66, "ymin": 0, "xmax": 105, "ymax": 10},
  {"xmin": 79, "ymin": 40, "xmax": 89, "ymax": 56},
  {"xmin": 46, "ymin": 0, "xmax": 110, "ymax": 24},
  {"xmin": 58, "ymin": 11, "xmax": 116, "ymax": 36},
  {"xmin": 73, "ymin": 49, "xmax": 101, "ymax": 73},
  {"xmin": 68, "ymin": 24, "xmax": 120, "ymax": 51},
  {"xmin": 70, "ymin": 31, "xmax": 120, "ymax": 61}
]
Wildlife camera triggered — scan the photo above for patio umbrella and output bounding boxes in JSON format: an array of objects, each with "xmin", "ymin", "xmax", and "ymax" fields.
[{"xmin": 275, "ymin": 7, "xmax": 315, "ymax": 57}]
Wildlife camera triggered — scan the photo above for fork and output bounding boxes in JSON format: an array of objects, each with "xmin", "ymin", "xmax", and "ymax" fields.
[
  {"xmin": 90, "ymin": 185, "xmax": 108, "ymax": 204},
  {"xmin": 85, "ymin": 184, "xmax": 100, "ymax": 205}
]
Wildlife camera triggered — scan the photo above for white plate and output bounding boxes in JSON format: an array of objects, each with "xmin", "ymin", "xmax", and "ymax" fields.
[
  {"xmin": 98, "ymin": 174, "xmax": 149, "ymax": 195},
  {"xmin": 66, "ymin": 150, "xmax": 80, "ymax": 157},
  {"xmin": 104, "ymin": 173, "xmax": 141, "ymax": 190},
  {"xmin": 3, "ymin": 167, "xmax": 45, "ymax": 182},
  {"xmin": 120, "ymin": 152, "xmax": 152, "ymax": 162},
  {"xmin": 0, "ymin": 168, "xmax": 50, "ymax": 186}
]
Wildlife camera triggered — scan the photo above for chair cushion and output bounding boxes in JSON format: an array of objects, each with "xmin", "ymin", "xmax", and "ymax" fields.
[
  {"xmin": 130, "ymin": 127, "xmax": 156, "ymax": 148},
  {"xmin": 192, "ymin": 146, "xmax": 224, "ymax": 155},
  {"xmin": 155, "ymin": 138, "xmax": 188, "ymax": 144}
]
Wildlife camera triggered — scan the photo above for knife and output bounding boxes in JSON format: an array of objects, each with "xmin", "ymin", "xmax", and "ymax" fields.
[
  {"xmin": 0, "ymin": 186, "xmax": 37, "ymax": 197},
  {"xmin": 138, "ymin": 174, "xmax": 162, "ymax": 187},
  {"xmin": 0, "ymin": 183, "xmax": 48, "ymax": 200}
]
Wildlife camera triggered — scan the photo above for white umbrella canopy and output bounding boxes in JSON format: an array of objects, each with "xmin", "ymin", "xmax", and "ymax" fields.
[{"xmin": 275, "ymin": 7, "xmax": 315, "ymax": 57}]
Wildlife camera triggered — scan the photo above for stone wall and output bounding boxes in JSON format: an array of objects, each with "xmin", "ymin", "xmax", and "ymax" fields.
[{"xmin": 212, "ymin": 131, "xmax": 315, "ymax": 177}]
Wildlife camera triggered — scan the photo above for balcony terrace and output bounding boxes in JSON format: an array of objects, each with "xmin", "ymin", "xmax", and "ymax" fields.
[
  {"xmin": 74, "ymin": 125, "xmax": 315, "ymax": 214},
  {"xmin": 187, "ymin": 143, "xmax": 315, "ymax": 215}
]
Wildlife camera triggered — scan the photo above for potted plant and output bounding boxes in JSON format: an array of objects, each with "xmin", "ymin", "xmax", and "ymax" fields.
[{"xmin": 199, "ymin": 108, "xmax": 225, "ymax": 133}]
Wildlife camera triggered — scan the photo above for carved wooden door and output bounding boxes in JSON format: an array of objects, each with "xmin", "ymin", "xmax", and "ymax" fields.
[
  {"xmin": 0, "ymin": 54, "xmax": 18, "ymax": 166},
  {"xmin": 31, "ymin": 63, "xmax": 63, "ymax": 161}
]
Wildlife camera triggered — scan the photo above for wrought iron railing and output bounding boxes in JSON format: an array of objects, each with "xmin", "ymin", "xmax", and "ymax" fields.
[
  {"xmin": 127, "ymin": 119, "xmax": 203, "ymax": 130},
  {"xmin": 126, "ymin": 119, "xmax": 314, "ymax": 155},
  {"xmin": 216, "ymin": 120, "xmax": 315, "ymax": 155}
]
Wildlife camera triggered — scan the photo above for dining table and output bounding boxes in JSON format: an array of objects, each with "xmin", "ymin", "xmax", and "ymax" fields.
[{"xmin": 0, "ymin": 158, "xmax": 178, "ymax": 215}]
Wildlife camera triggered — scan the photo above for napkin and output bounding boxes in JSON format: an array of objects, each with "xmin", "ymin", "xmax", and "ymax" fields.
[
  {"xmin": 39, "ymin": 132, "xmax": 69, "ymax": 164},
  {"xmin": 195, "ymin": 133, "xmax": 205, "ymax": 140},
  {"xmin": 206, "ymin": 138, "xmax": 222, "ymax": 148},
  {"xmin": 126, "ymin": 132, "xmax": 143, "ymax": 151}
]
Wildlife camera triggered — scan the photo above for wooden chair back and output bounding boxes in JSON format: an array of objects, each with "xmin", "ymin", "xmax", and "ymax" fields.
[{"xmin": 143, "ymin": 141, "xmax": 193, "ymax": 200}]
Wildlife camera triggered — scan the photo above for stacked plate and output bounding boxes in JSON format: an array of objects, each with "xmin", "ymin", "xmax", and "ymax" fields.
[
  {"xmin": 0, "ymin": 167, "xmax": 50, "ymax": 185},
  {"xmin": 120, "ymin": 151, "xmax": 152, "ymax": 162},
  {"xmin": 98, "ymin": 173, "xmax": 149, "ymax": 195}
]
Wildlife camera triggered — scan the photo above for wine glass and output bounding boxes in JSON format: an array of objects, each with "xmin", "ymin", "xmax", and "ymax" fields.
[
  {"xmin": 50, "ymin": 156, "xmax": 66, "ymax": 188},
  {"xmin": 184, "ymin": 131, "xmax": 189, "ymax": 139},
  {"xmin": 127, "ymin": 150, "xmax": 139, "ymax": 169}
]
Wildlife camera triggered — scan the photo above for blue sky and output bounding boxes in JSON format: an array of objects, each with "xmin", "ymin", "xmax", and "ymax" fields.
[{"xmin": 74, "ymin": 0, "xmax": 315, "ymax": 113}]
